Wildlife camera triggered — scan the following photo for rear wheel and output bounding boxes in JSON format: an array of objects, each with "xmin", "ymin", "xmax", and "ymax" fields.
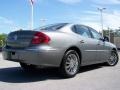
[
  {"xmin": 20, "ymin": 63, "xmax": 37, "ymax": 71},
  {"xmin": 106, "ymin": 51, "xmax": 118, "ymax": 66},
  {"xmin": 60, "ymin": 50, "xmax": 80, "ymax": 78}
]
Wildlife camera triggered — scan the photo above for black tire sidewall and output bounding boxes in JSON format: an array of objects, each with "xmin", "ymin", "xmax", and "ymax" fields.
[{"xmin": 60, "ymin": 50, "xmax": 80, "ymax": 78}]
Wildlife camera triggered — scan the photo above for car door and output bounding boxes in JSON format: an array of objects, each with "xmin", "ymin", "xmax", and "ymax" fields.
[
  {"xmin": 72, "ymin": 25, "xmax": 98, "ymax": 65},
  {"xmin": 89, "ymin": 27, "xmax": 108, "ymax": 63}
]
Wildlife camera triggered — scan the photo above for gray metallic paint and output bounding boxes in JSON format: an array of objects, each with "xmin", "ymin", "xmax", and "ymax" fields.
[{"xmin": 2, "ymin": 23, "xmax": 118, "ymax": 67}]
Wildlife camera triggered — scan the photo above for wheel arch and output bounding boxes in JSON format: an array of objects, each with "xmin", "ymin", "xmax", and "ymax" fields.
[
  {"xmin": 112, "ymin": 48, "xmax": 119, "ymax": 59},
  {"xmin": 61, "ymin": 46, "xmax": 82, "ymax": 65},
  {"xmin": 112, "ymin": 48, "xmax": 117, "ymax": 52}
]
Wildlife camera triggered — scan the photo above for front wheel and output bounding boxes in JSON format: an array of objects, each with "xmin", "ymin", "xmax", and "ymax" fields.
[
  {"xmin": 106, "ymin": 51, "xmax": 119, "ymax": 66},
  {"xmin": 60, "ymin": 50, "xmax": 80, "ymax": 78}
]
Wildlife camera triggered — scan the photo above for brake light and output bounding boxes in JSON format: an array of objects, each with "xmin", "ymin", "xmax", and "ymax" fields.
[{"xmin": 31, "ymin": 32, "xmax": 50, "ymax": 44}]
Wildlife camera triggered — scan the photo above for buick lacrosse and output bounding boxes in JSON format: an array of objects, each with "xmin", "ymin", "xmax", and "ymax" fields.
[{"xmin": 2, "ymin": 23, "xmax": 119, "ymax": 78}]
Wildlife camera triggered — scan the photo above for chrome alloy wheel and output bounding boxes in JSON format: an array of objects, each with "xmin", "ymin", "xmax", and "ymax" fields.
[
  {"xmin": 65, "ymin": 53, "xmax": 79, "ymax": 75},
  {"xmin": 107, "ymin": 51, "xmax": 118, "ymax": 66}
]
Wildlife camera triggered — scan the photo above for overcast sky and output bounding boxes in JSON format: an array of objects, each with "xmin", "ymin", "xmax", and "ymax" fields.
[{"xmin": 0, "ymin": 0, "xmax": 120, "ymax": 33}]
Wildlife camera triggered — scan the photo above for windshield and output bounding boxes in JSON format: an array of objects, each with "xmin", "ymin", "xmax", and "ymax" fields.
[{"xmin": 35, "ymin": 23, "xmax": 68, "ymax": 31}]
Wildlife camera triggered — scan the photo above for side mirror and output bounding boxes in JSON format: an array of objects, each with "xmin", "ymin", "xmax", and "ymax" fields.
[
  {"xmin": 104, "ymin": 36, "xmax": 109, "ymax": 42},
  {"xmin": 99, "ymin": 36, "xmax": 109, "ymax": 42}
]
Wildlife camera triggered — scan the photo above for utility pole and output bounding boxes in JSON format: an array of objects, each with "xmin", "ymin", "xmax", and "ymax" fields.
[
  {"xmin": 29, "ymin": 0, "xmax": 34, "ymax": 30},
  {"xmin": 108, "ymin": 27, "xmax": 111, "ymax": 42},
  {"xmin": 31, "ymin": 3, "xmax": 34, "ymax": 30},
  {"xmin": 98, "ymin": 8, "xmax": 106, "ymax": 37}
]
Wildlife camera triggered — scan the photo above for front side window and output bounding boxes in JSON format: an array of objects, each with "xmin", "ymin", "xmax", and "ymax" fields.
[
  {"xmin": 73, "ymin": 25, "xmax": 91, "ymax": 38},
  {"xmin": 89, "ymin": 27, "xmax": 102, "ymax": 40}
]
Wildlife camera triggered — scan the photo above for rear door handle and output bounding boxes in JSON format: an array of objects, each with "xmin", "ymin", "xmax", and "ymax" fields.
[{"xmin": 80, "ymin": 40, "xmax": 84, "ymax": 43}]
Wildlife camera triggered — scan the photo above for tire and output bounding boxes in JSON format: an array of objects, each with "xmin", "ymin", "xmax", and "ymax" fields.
[
  {"xmin": 20, "ymin": 63, "xmax": 37, "ymax": 71},
  {"xmin": 106, "ymin": 50, "xmax": 119, "ymax": 66},
  {"xmin": 60, "ymin": 50, "xmax": 80, "ymax": 78}
]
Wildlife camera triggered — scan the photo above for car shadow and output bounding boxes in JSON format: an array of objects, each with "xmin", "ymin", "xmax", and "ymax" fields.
[{"xmin": 0, "ymin": 63, "xmax": 105, "ymax": 83}]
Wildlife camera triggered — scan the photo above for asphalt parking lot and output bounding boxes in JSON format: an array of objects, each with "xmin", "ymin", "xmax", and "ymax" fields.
[{"xmin": 0, "ymin": 52, "xmax": 120, "ymax": 90}]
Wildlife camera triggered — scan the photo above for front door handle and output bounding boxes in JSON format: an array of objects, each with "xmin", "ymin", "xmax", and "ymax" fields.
[{"xmin": 80, "ymin": 40, "xmax": 84, "ymax": 43}]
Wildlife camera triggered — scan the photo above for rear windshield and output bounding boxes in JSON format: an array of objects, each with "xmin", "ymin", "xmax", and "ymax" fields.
[{"xmin": 35, "ymin": 23, "xmax": 68, "ymax": 31}]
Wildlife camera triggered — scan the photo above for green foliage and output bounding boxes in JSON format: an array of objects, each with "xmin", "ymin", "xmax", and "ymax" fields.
[{"xmin": 0, "ymin": 34, "xmax": 7, "ymax": 47}]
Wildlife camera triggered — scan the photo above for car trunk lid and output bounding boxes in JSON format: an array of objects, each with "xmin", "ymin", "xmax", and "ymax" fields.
[{"xmin": 7, "ymin": 30, "xmax": 37, "ymax": 48}]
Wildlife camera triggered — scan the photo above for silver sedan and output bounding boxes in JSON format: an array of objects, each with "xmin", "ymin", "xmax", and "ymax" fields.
[{"xmin": 2, "ymin": 23, "xmax": 119, "ymax": 78}]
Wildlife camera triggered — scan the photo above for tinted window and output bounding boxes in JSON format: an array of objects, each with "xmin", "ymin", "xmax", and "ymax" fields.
[
  {"xmin": 89, "ymin": 27, "xmax": 102, "ymax": 40},
  {"xmin": 73, "ymin": 25, "xmax": 91, "ymax": 38},
  {"xmin": 35, "ymin": 23, "xmax": 68, "ymax": 31}
]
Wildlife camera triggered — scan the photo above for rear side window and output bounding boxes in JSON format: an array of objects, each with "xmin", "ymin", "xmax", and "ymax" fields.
[
  {"xmin": 73, "ymin": 25, "xmax": 91, "ymax": 38},
  {"xmin": 35, "ymin": 23, "xmax": 68, "ymax": 31}
]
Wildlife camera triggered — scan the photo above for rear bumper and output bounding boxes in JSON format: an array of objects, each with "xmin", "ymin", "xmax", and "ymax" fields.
[{"xmin": 2, "ymin": 46, "xmax": 63, "ymax": 67}]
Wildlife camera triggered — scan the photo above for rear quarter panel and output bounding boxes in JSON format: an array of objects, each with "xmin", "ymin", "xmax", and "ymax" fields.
[
  {"xmin": 44, "ymin": 31, "xmax": 80, "ymax": 51},
  {"xmin": 43, "ymin": 31, "xmax": 80, "ymax": 63}
]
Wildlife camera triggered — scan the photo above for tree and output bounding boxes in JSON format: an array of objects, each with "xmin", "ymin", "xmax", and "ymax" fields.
[{"xmin": 0, "ymin": 34, "xmax": 7, "ymax": 47}]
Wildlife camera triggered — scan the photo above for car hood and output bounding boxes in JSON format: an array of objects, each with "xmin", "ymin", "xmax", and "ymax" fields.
[{"xmin": 105, "ymin": 41, "xmax": 117, "ymax": 49}]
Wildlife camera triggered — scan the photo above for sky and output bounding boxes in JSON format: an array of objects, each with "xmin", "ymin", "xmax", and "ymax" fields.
[{"xmin": 0, "ymin": 0, "xmax": 120, "ymax": 34}]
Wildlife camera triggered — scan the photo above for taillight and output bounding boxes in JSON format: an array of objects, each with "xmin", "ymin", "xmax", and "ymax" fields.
[{"xmin": 31, "ymin": 32, "xmax": 50, "ymax": 44}]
